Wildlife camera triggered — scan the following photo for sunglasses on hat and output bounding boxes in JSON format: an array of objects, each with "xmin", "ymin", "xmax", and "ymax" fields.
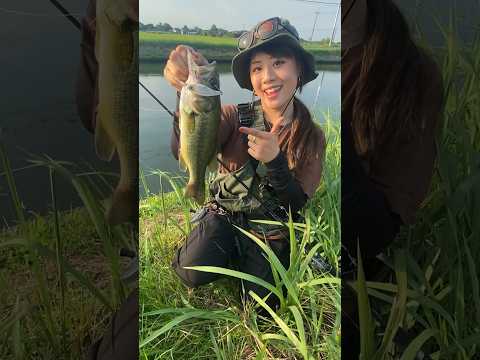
[{"xmin": 237, "ymin": 17, "xmax": 300, "ymax": 51}]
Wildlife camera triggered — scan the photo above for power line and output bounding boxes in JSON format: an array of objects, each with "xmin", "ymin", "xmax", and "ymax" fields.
[{"xmin": 290, "ymin": 0, "xmax": 340, "ymax": 5}]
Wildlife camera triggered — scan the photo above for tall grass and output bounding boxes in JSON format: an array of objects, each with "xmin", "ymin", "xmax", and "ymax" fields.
[
  {"xmin": 139, "ymin": 117, "xmax": 340, "ymax": 359},
  {"xmin": 353, "ymin": 17, "xmax": 480, "ymax": 360},
  {"xmin": 0, "ymin": 148, "xmax": 134, "ymax": 358}
]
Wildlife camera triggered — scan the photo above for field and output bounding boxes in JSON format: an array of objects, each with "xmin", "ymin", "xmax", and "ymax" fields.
[
  {"xmin": 139, "ymin": 32, "xmax": 341, "ymax": 63},
  {"xmin": 139, "ymin": 117, "xmax": 341, "ymax": 359}
]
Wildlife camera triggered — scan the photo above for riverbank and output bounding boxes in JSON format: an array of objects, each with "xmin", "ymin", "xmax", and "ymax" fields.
[{"xmin": 139, "ymin": 32, "xmax": 341, "ymax": 63}]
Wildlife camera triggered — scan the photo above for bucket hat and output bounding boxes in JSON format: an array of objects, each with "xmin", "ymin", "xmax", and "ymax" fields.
[{"xmin": 232, "ymin": 17, "xmax": 318, "ymax": 90}]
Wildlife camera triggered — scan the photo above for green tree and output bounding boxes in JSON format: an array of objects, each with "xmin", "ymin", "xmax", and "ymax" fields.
[{"xmin": 209, "ymin": 24, "xmax": 218, "ymax": 36}]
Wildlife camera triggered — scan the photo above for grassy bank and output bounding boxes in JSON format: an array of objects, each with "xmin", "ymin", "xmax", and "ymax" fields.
[
  {"xmin": 0, "ymin": 154, "xmax": 135, "ymax": 359},
  {"xmin": 140, "ymin": 32, "xmax": 341, "ymax": 63},
  {"xmin": 139, "ymin": 117, "xmax": 341, "ymax": 359}
]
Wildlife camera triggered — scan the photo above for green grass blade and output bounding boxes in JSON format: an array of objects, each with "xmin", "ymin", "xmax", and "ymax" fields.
[
  {"xmin": 297, "ymin": 277, "xmax": 340, "ymax": 288},
  {"xmin": 183, "ymin": 265, "xmax": 283, "ymax": 301},
  {"xmin": 249, "ymin": 292, "xmax": 309, "ymax": 359},
  {"xmin": 12, "ymin": 297, "xmax": 25, "ymax": 360},
  {"xmin": 0, "ymin": 140, "xmax": 25, "ymax": 224},
  {"xmin": 140, "ymin": 309, "xmax": 236, "ymax": 348},
  {"xmin": 400, "ymin": 329, "xmax": 438, "ymax": 360},
  {"xmin": 233, "ymin": 225, "xmax": 301, "ymax": 310},
  {"xmin": 376, "ymin": 250, "xmax": 408, "ymax": 357},
  {"xmin": 289, "ymin": 305, "xmax": 307, "ymax": 351},
  {"xmin": 355, "ymin": 243, "xmax": 375, "ymax": 359},
  {"xmin": 463, "ymin": 235, "xmax": 480, "ymax": 326}
]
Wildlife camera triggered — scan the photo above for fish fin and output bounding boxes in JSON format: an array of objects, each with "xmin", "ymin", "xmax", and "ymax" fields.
[
  {"xmin": 185, "ymin": 183, "xmax": 204, "ymax": 205},
  {"xmin": 107, "ymin": 186, "xmax": 137, "ymax": 225},
  {"xmin": 95, "ymin": 116, "xmax": 116, "ymax": 161},
  {"xmin": 179, "ymin": 150, "xmax": 187, "ymax": 171}
]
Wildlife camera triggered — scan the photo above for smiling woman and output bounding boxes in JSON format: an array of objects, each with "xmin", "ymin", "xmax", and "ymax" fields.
[{"xmin": 163, "ymin": 17, "xmax": 326, "ymax": 311}]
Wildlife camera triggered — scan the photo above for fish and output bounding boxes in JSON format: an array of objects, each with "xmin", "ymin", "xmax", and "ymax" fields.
[
  {"xmin": 179, "ymin": 48, "xmax": 221, "ymax": 204},
  {"xmin": 94, "ymin": 0, "xmax": 139, "ymax": 225}
]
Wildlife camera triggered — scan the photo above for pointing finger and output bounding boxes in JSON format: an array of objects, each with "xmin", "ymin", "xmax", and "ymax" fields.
[{"xmin": 238, "ymin": 127, "xmax": 269, "ymax": 138}]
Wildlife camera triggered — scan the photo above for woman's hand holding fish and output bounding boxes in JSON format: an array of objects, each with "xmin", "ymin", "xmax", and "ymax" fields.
[
  {"xmin": 164, "ymin": 45, "xmax": 208, "ymax": 91},
  {"xmin": 239, "ymin": 123, "xmax": 282, "ymax": 163}
]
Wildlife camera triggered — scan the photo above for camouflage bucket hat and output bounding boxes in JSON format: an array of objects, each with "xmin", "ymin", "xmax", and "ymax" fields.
[{"xmin": 232, "ymin": 17, "xmax": 318, "ymax": 90}]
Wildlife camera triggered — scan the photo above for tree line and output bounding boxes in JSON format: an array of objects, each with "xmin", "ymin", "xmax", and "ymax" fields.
[
  {"xmin": 139, "ymin": 22, "xmax": 243, "ymax": 37},
  {"xmin": 139, "ymin": 22, "xmax": 339, "ymax": 45}
]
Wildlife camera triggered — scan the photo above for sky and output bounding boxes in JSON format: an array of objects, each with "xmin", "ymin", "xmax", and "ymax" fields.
[{"xmin": 140, "ymin": 0, "xmax": 341, "ymax": 41}]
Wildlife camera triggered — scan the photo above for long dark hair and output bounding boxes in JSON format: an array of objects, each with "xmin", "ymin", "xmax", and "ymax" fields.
[
  {"xmin": 249, "ymin": 44, "xmax": 325, "ymax": 170},
  {"xmin": 345, "ymin": 0, "xmax": 443, "ymax": 158}
]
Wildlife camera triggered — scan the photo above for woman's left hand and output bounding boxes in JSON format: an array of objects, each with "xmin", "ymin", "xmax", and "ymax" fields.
[{"xmin": 239, "ymin": 123, "xmax": 281, "ymax": 163}]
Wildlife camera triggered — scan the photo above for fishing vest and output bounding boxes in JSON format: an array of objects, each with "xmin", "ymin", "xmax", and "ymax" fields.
[{"xmin": 209, "ymin": 102, "xmax": 288, "ymax": 237}]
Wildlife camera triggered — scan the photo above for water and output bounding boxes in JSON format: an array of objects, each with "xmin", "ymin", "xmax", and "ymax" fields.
[{"xmin": 139, "ymin": 62, "xmax": 340, "ymax": 196}]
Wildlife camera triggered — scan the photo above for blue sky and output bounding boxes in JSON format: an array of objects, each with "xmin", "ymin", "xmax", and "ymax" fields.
[{"xmin": 140, "ymin": 0, "xmax": 341, "ymax": 41}]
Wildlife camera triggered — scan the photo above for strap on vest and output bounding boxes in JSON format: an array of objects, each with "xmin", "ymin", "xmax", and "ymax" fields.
[{"xmin": 237, "ymin": 100, "xmax": 268, "ymax": 175}]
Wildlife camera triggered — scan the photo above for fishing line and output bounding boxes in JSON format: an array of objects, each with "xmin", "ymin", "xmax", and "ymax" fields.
[{"xmin": 140, "ymin": 107, "xmax": 166, "ymax": 112}]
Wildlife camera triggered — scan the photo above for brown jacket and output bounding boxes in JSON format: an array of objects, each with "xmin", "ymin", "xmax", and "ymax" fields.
[{"xmin": 171, "ymin": 102, "xmax": 325, "ymax": 199}]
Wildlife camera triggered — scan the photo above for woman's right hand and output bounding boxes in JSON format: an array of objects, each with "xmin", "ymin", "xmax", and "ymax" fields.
[{"xmin": 164, "ymin": 45, "xmax": 208, "ymax": 92}]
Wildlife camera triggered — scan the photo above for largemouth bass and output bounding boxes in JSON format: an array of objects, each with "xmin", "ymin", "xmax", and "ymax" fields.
[
  {"xmin": 95, "ymin": 0, "xmax": 138, "ymax": 225},
  {"xmin": 179, "ymin": 48, "xmax": 221, "ymax": 204}
]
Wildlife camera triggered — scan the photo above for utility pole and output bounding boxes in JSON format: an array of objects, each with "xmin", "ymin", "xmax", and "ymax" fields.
[{"xmin": 310, "ymin": 11, "xmax": 320, "ymax": 41}]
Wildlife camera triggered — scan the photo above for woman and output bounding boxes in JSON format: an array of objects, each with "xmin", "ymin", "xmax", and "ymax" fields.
[
  {"xmin": 342, "ymin": 0, "xmax": 444, "ymax": 356},
  {"xmin": 164, "ymin": 18, "xmax": 326, "ymax": 310}
]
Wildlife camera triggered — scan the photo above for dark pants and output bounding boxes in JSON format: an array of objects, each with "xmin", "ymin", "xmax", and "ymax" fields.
[{"xmin": 171, "ymin": 211, "xmax": 290, "ymax": 310}]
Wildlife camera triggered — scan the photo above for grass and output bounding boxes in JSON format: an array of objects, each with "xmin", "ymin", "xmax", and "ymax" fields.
[
  {"xmin": 352, "ymin": 16, "xmax": 480, "ymax": 360},
  {"xmin": 139, "ymin": 32, "xmax": 341, "ymax": 63},
  {"xmin": 0, "ymin": 150, "xmax": 135, "ymax": 359},
  {"xmin": 139, "ymin": 114, "xmax": 340, "ymax": 359}
]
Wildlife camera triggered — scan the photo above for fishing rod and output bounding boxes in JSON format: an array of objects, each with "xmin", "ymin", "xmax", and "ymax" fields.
[
  {"xmin": 49, "ymin": 0, "xmax": 336, "ymax": 275},
  {"xmin": 139, "ymin": 82, "xmax": 175, "ymax": 117},
  {"xmin": 48, "ymin": 0, "xmax": 81, "ymax": 28},
  {"xmin": 48, "ymin": 0, "xmax": 175, "ymax": 118}
]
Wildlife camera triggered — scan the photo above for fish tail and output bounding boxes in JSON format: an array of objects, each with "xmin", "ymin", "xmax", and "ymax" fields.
[
  {"xmin": 185, "ymin": 183, "xmax": 205, "ymax": 205},
  {"xmin": 107, "ymin": 186, "xmax": 137, "ymax": 226}
]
